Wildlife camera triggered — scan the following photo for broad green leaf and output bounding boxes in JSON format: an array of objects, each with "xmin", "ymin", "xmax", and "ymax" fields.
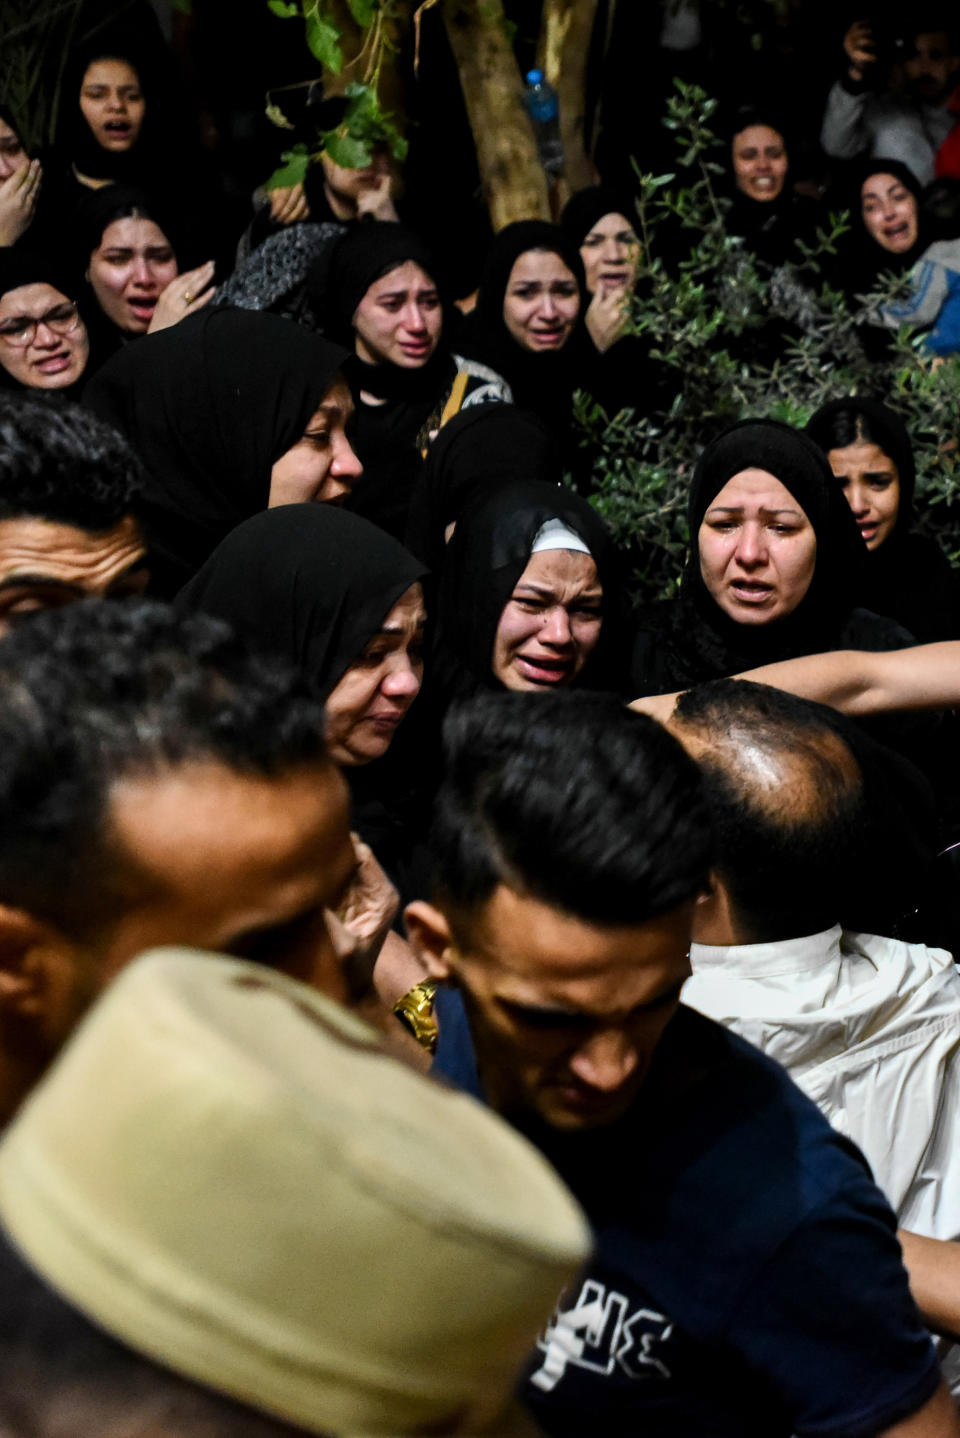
[
  {"xmin": 345, "ymin": 0, "xmax": 377, "ymax": 23},
  {"xmin": 264, "ymin": 145, "xmax": 310, "ymax": 188},
  {"xmin": 324, "ymin": 130, "xmax": 372, "ymax": 167},
  {"xmin": 305, "ymin": 11, "xmax": 343, "ymax": 70},
  {"xmin": 267, "ymin": 0, "xmax": 299, "ymax": 16}
]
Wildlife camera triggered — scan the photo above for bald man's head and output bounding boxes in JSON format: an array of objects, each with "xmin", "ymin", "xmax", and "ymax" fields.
[{"xmin": 670, "ymin": 680, "xmax": 865, "ymax": 943}]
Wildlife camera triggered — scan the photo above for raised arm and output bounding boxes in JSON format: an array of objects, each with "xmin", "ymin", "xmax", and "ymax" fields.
[{"xmin": 629, "ymin": 644, "xmax": 960, "ymax": 723}]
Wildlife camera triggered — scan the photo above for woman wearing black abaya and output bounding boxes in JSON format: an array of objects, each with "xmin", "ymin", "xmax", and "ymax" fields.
[
  {"xmin": 457, "ymin": 220, "xmax": 587, "ymax": 444},
  {"xmin": 806, "ymin": 398, "xmax": 960, "ymax": 643},
  {"xmin": 307, "ymin": 222, "xmax": 509, "ymax": 540},
  {"xmin": 431, "ymin": 478, "xmax": 629, "ymax": 706},
  {"xmin": 177, "ymin": 504, "xmax": 428, "ymax": 891},
  {"xmin": 404, "ymin": 404, "xmax": 561, "ymax": 572},
  {"xmin": 84, "ymin": 307, "xmax": 361, "ymax": 596},
  {"xmin": 631, "ymin": 419, "xmax": 910, "ymax": 697}
]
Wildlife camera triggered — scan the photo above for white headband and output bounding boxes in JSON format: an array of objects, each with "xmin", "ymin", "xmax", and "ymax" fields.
[{"xmin": 530, "ymin": 518, "xmax": 592, "ymax": 556}]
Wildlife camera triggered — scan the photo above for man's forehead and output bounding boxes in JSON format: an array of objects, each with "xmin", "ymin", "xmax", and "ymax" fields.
[{"xmin": 0, "ymin": 514, "xmax": 145, "ymax": 582}]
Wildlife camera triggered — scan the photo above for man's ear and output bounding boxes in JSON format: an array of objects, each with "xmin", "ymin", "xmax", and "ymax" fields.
[
  {"xmin": 404, "ymin": 900, "xmax": 457, "ymax": 983},
  {"xmin": 0, "ymin": 906, "xmax": 67, "ymax": 1021}
]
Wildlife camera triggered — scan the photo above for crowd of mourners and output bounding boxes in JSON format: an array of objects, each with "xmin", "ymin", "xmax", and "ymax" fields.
[{"xmin": 6, "ymin": 0, "xmax": 960, "ymax": 1434}]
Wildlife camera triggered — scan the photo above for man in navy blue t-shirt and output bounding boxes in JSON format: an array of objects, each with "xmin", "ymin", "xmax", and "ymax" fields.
[{"xmin": 406, "ymin": 691, "xmax": 959, "ymax": 1438}]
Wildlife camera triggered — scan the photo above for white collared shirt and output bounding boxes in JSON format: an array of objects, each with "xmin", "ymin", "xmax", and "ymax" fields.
[{"xmin": 685, "ymin": 927, "xmax": 960, "ymax": 1239}]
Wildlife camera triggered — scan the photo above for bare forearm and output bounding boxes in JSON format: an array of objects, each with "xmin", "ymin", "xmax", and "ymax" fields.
[
  {"xmin": 899, "ymin": 1229, "xmax": 960, "ymax": 1342},
  {"xmin": 736, "ymin": 644, "xmax": 960, "ymax": 716}
]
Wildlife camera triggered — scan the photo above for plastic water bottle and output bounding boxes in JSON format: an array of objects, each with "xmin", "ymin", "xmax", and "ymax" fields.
[{"xmin": 523, "ymin": 69, "xmax": 565, "ymax": 177}]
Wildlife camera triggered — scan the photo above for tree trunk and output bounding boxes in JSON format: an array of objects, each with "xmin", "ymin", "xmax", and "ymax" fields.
[
  {"xmin": 442, "ymin": 0, "xmax": 550, "ymax": 230},
  {"xmin": 537, "ymin": 0, "xmax": 600, "ymax": 202}
]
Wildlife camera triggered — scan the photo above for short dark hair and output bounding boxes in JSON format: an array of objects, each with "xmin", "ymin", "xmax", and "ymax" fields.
[
  {"xmin": 673, "ymin": 680, "xmax": 865, "ymax": 941},
  {"xmin": 0, "ymin": 600, "xmax": 330, "ymax": 939},
  {"xmin": 428, "ymin": 690, "xmax": 711, "ymax": 929},
  {"xmin": 0, "ymin": 1225, "xmax": 313, "ymax": 1436},
  {"xmin": 0, "ymin": 396, "xmax": 142, "ymax": 531}
]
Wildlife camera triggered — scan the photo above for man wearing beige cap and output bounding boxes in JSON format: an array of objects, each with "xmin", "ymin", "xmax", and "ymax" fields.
[
  {"xmin": 0, "ymin": 599, "xmax": 400, "ymax": 1127},
  {"xmin": 0, "ymin": 947, "xmax": 590, "ymax": 1435},
  {"xmin": 410, "ymin": 692, "xmax": 959, "ymax": 1438}
]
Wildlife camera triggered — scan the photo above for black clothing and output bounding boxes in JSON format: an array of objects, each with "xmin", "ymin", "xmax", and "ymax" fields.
[
  {"xmin": 405, "ymin": 404, "xmax": 561, "ymax": 573},
  {"xmin": 84, "ymin": 308, "xmax": 351, "ymax": 595},
  {"xmin": 432, "ymin": 477, "xmax": 629, "ymax": 704},
  {"xmin": 806, "ymin": 397, "xmax": 960, "ymax": 643},
  {"xmin": 176, "ymin": 502, "xmax": 428, "ymax": 892},
  {"xmin": 177, "ymin": 503, "xmax": 426, "ymax": 703},
  {"xmin": 308, "ymin": 222, "xmax": 504, "ymax": 539},
  {"xmin": 458, "ymin": 220, "xmax": 588, "ymax": 442},
  {"xmin": 632, "ymin": 419, "xmax": 874, "ymax": 692}
]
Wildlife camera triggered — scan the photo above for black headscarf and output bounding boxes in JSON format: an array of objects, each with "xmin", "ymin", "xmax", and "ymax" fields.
[
  {"xmin": 306, "ymin": 220, "xmax": 451, "ymax": 401},
  {"xmin": 459, "ymin": 221, "xmax": 587, "ymax": 434},
  {"xmin": 560, "ymin": 186, "xmax": 636, "ymax": 253},
  {"xmin": 839, "ymin": 157, "xmax": 927, "ymax": 290},
  {"xmin": 84, "ymin": 307, "xmax": 352, "ymax": 595},
  {"xmin": 0, "ymin": 248, "xmax": 92, "ymax": 397},
  {"xmin": 805, "ymin": 397, "xmax": 960, "ymax": 642},
  {"xmin": 404, "ymin": 404, "xmax": 562, "ymax": 571},
  {"xmin": 432, "ymin": 477, "xmax": 629, "ymax": 701},
  {"xmin": 176, "ymin": 504, "xmax": 426, "ymax": 701},
  {"xmin": 633, "ymin": 419, "xmax": 870, "ymax": 690},
  {"xmin": 55, "ymin": 44, "xmax": 158, "ymax": 188}
]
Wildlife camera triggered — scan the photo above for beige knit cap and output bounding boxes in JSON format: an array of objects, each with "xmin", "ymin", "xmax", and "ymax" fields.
[{"xmin": 0, "ymin": 948, "xmax": 590, "ymax": 1436}]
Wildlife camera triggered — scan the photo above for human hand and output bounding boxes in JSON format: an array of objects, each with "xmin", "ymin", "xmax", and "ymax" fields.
[
  {"xmin": 0, "ymin": 159, "xmax": 41, "ymax": 247},
  {"xmin": 355, "ymin": 170, "xmax": 399, "ymax": 222},
  {"xmin": 585, "ymin": 284, "xmax": 630, "ymax": 353},
  {"xmin": 325, "ymin": 835, "xmax": 399, "ymax": 999},
  {"xmin": 844, "ymin": 20, "xmax": 877, "ymax": 82},
  {"xmin": 147, "ymin": 261, "xmax": 215, "ymax": 333},
  {"xmin": 268, "ymin": 181, "xmax": 310, "ymax": 225}
]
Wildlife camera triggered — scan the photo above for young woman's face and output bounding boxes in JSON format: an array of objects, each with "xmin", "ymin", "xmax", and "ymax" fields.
[
  {"xmin": 492, "ymin": 548, "xmax": 602, "ymax": 690},
  {"xmin": 827, "ymin": 440, "xmax": 900, "ymax": 551},
  {"xmin": 731, "ymin": 125, "xmax": 787, "ymax": 203},
  {"xmin": 268, "ymin": 379, "xmax": 363, "ymax": 507},
  {"xmin": 352, "ymin": 261, "xmax": 442, "ymax": 368},
  {"xmin": 324, "ymin": 582, "xmax": 426, "ymax": 765},
  {"xmin": 861, "ymin": 173, "xmax": 919, "ymax": 254},
  {"xmin": 87, "ymin": 216, "xmax": 178, "ymax": 332},
  {"xmin": 0, "ymin": 282, "xmax": 89, "ymax": 389},
  {"xmin": 698, "ymin": 469, "xmax": 817, "ymax": 626},
  {"xmin": 79, "ymin": 59, "xmax": 145, "ymax": 152},
  {"xmin": 579, "ymin": 212, "xmax": 640, "ymax": 296},
  {"xmin": 0, "ymin": 117, "xmax": 28, "ymax": 182},
  {"xmin": 502, "ymin": 250, "xmax": 580, "ymax": 352}
]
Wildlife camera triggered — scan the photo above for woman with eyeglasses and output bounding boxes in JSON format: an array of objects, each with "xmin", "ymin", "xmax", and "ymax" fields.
[{"xmin": 0, "ymin": 249, "xmax": 90, "ymax": 396}]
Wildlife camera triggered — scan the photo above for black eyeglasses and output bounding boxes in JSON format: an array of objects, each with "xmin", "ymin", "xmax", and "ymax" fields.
[{"xmin": 0, "ymin": 302, "xmax": 81, "ymax": 348}]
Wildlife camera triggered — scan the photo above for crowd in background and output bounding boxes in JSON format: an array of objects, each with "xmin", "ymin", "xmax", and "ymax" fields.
[{"xmin": 3, "ymin": 1, "xmax": 960, "ymax": 1435}]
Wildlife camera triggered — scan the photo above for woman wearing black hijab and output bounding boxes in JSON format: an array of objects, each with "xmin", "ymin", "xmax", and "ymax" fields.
[
  {"xmin": 0, "ymin": 249, "xmax": 93, "ymax": 397},
  {"xmin": 45, "ymin": 42, "xmax": 238, "ymax": 266},
  {"xmin": 177, "ymin": 503, "xmax": 428, "ymax": 887},
  {"xmin": 404, "ymin": 404, "xmax": 561, "ymax": 572},
  {"xmin": 458, "ymin": 220, "xmax": 587, "ymax": 443},
  {"xmin": 724, "ymin": 105, "xmax": 820, "ymax": 269},
  {"xmin": 84, "ymin": 307, "xmax": 362, "ymax": 596},
  {"xmin": 806, "ymin": 397, "xmax": 960, "ymax": 642},
  {"xmin": 307, "ymin": 222, "xmax": 509, "ymax": 540},
  {"xmin": 431, "ymin": 477, "xmax": 629, "ymax": 706},
  {"xmin": 559, "ymin": 185, "xmax": 665, "ymax": 420},
  {"xmin": 631, "ymin": 418, "xmax": 912, "ymax": 696}
]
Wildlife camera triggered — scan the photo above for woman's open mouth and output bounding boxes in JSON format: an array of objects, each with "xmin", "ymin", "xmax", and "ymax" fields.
[
  {"xmin": 33, "ymin": 350, "xmax": 73, "ymax": 374},
  {"xmin": 515, "ymin": 652, "xmax": 573, "ymax": 684},
  {"xmin": 730, "ymin": 579, "xmax": 774, "ymax": 604},
  {"xmin": 126, "ymin": 296, "xmax": 158, "ymax": 323}
]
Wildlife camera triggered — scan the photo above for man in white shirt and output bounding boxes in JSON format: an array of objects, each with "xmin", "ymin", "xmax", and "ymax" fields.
[{"xmin": 672, "ymin": 677, "xmax": 960, "ymax": 1382}]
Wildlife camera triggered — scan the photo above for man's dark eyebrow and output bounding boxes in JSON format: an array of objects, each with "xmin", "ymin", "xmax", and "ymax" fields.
[
  {"xmin": 497, "ymin": 978, "xmax": 687, "ymax": 1026},
  {"xmin": 0, "ymin": 574, "xmax": 84, "ymax": 596}
]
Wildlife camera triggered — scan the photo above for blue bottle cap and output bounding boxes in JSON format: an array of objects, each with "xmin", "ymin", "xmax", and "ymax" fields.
[{"xmin": 526, "ymin": 68, "xmax": 544, "ymax": 85}]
